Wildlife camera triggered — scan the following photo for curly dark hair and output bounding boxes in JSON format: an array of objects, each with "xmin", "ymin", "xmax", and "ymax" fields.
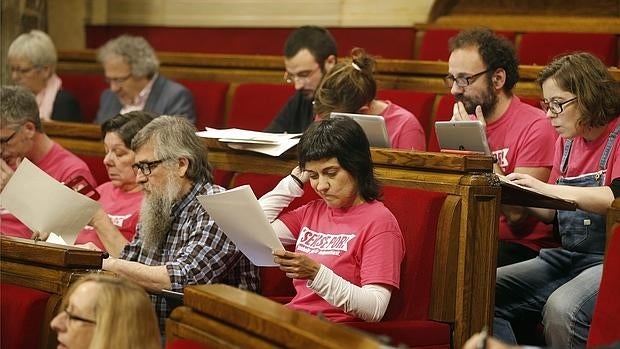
[{"xmin": 449, "ymin": 27, "xmax": 519, "ymax": 93}]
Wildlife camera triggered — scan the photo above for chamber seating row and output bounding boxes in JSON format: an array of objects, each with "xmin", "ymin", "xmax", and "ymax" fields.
[{"xmin": 85, "ymin": 21, "xmax": 620, "ymax": 66}]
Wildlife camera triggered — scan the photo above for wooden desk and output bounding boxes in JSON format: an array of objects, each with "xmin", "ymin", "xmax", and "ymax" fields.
[{"xmin": 0, "ymin": 236, "xmax": 103, "ymax": 349}]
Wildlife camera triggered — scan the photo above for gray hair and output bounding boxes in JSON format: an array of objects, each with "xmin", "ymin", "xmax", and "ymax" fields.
[
  {"xmin": 131, "ymin": 116, "xmax": 213, "ymax": 183},
  {"xmin": 7, "ymin": 30, "xmax": 57, "ymax": 69},
  {"xmin": 0, "ymin": 86, "xmax": 42, "ymax": 131},
  {"xmin": 97, "ymin": 35, "xmax": 160, "ymax": 78}
]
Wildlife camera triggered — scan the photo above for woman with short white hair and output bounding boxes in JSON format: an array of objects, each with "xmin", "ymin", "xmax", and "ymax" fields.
[{"xmin": 8, "ymin": 30, "xmax": 82, "ymax": 122}]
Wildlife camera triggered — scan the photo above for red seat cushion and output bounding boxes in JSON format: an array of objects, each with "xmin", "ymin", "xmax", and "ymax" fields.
[
  {"xmin": 377, "ymin": 89, "xmax": 436, "ymax": 148},
  {"xmin": 166, "ymin": 339, "xmax": 212, "ymax": 349},
  {"xmin": 518, "ymin": 32, "xmax": 617, "ymax": 66},
  {"xmin": 587, "ymin": 225, "xmax": 620, "ymax": 348},
  {"xmin": 226, "ymin": 83, "xmax": 295, "ymax": 131},
  {"xmin": 59, "ymin": 73, "xmax": 108, "ymax": 123},
  {"xmin": 1, "ymin": 283, "xmax": 51, "ymax": 349},
  {"xmin": 177, "ymin": 80, "xmax": 229, "ymax": 130},
  {"xmin": 77, "ymin": 154, "xmax": 108, "ymax": 187}
]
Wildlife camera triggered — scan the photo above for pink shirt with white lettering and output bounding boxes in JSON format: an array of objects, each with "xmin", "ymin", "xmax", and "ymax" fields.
[
  {"xmin": 279, "ymin": 199, "xmax": 405, "ymax": 322},
  {"xmin": 74, "ymin": 181, "xmax": 142, "ymax": 251}
]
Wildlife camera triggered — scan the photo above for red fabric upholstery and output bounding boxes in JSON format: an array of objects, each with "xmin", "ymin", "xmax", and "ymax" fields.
[
  {"xmin": 226, "ymin": 83, "xmax": 295, "ymax": 130},
  {"xmin": 418, "ymin": 29, "xmax": 515, "ymax": 61},
  {"xmin": 166, "ymin": 339, "xmax": 212, "ymax": 349},
  {"xmin": 177, "ymin": 80, "xmax": 229, "ymax": 130},
  {"xmin": 1, "ymin": 283, "xmax": 51, "ymax": 349},
  {"xmin": 587, "ymin": 225, "xmax": 620, "ymax": 348},
  {"xmin": 86, "ymin": 26, "xmax": 417, "ymax": 59},
  {"xmin": 377, "ymin": 89, "xmax": 436, "ymax": 149},
  {"xmin": 77, "ymin": 154, "xmax": 108, "ymax": 187},
  {"xmin": 345, "ymin": 187, "xmax": 450, "ymax": 348},
  {"xmin": 427, "ymin": 94, "xmax": 455, "ymax": 152},
  {"xmin": 59, "ymin": 73, "xmax": 108, "ymax": 122},
  {"xmin": 518, "ymin": 32, "xmax": 617, "ymax": 66}
]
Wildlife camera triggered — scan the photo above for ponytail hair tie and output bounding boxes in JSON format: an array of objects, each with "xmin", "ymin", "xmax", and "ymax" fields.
[{"xmin": 351, "ymin": 62, "xmax": 361, "ymax": 71}]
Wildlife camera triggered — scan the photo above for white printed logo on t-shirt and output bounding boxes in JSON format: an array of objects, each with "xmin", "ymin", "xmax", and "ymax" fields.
[{"xmin": 296, "ymin": 227, "xmax": 355, "ymax": 256}]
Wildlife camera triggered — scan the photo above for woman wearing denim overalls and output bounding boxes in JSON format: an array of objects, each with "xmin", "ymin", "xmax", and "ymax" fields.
[{"xmin": 493, "ymin": 52, "xmax": 620, "ymax": 348}]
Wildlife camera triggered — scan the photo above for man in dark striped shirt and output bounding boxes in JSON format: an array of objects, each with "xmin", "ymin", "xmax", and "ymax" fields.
[{"xmin": 99, "ymin": 115, "xmax": 259, "ymax": 331}]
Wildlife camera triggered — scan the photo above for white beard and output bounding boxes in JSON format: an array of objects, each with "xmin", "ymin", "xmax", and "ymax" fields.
[{"xmin": 138, "ymin": 171, "xmax": 182, "ymax": 251}]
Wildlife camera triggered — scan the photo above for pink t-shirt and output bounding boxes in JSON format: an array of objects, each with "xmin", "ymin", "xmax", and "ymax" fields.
[
  {"xmin": 486, "ymin": 96, "xmax": 558, "ymax": 251},
  {"xmin": 549, "ymin": 117, "xmax": 620, "ymax": 185},
  {"xmin": 382, "ymin": 101, "xmax": 426, "ymax": 151},
  {"xmin": 74, "ymin": 181, "xmax": 142, "ymax": 251},
  {"xmin": 0, "ymin": 142, "xmax": 96, "ymax": 238},
  {"xmin": 279, "ymin": 199, "xmax": 405, "ymax": 322}
]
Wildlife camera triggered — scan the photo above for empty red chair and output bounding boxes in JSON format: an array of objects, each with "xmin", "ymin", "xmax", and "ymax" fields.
[
  {"xmin": 1, "ymin": 283, "xmax": 51, "ymax": 349},
  {"xmin": 59, "ymin": 73, "xmax": 108, "ymax": 122},
  {"xmin": 226, "ymin": 83, "xmax": 295, "ymax": 131},
  {"xmin": 178, "ymin": 80, "xmax": 229, "ymax": 130},
  {"xmin": 518, "ymin": 32, "xmax": 617, "ymax": 66},
  {"xmin": 377, "ymin": 89, "xmax": 436, "ymax": 147}
]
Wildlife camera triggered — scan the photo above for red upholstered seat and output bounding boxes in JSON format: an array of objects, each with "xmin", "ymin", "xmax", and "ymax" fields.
[
  {"xmin": 377, "ymin": 89, "xmax": 436, "ymax": 149},
  {"xmin": 226, "ymin": 83, "xmax": 295, "ymax": 131},
  {"xmin": 345, "ymin": 187, "xmax": 451, "ymax": 348},
  {"xmin": 166, "ymin": 339, "xmax": 212, "ymax": 349},
  {"xmin": 518, "ymin": 32, "xmax": 617, "ymax": 66},
  {"xmin": 77, "ymin": 154, "xmax": 108, "ymax": 187},
  {"xmin": 418, "ymin": 29, "xmax": 515, "ymax": 61},
  {"xmin": 1, "ymin": 283, "xmax": 52, "ymax": 349},
  {"xmin": 177, "ymin": 80, "xmax": 229, "ymax": 130},
  {"xmin": 587, "ymin": 225, "xmax": 620, "ymax": 348},
  {"xmin": 427, "ymin": 94, "xmax": 455, "ymax": 152},
  {"xmin": 59, "ymin": 73, "xmax": 108, "ymax": 123}
]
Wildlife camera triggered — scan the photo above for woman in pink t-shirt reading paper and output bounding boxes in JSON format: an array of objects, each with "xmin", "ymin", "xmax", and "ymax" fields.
[{"xmin": 259, "ymin": 116, "xmax": 405, "ymax": 322}]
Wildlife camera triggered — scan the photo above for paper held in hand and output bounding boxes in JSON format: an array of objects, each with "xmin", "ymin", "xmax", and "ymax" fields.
[
  {"xmin": 0, "ymin": 158, "xmax": 100, "ymax": 239},
  {"xmin": 197, "ymin": 185, "xmax": 284, "ymax": 266},
  {"xmin": 196, "ymin": 127, "xmax": 301, "ymax": 156}
]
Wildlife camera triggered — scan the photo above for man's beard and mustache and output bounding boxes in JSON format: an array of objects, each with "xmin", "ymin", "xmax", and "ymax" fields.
[
  {"xmin": 139, "ymin": 170, "xmax": 182, "ymax": 251},
  {"xmin": 455, "ymin": 80, "xmax": 498, "ymax": 118}
]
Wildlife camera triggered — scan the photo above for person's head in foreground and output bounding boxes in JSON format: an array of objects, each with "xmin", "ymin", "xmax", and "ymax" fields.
[
  {"xmin": 0, "ymin": 85, "xmax": 42, "ymax": 167},
  {"xmin": 297, "ymin": 115, "xmax": 380, "ymax": 208},
  {"xmin": 130, "ymin": 115, "xmax": 213, "ymax": 250},
  {"xmin": 101, "ymin": 111, "xmax": 156, "ymax": 192},
  {"xmin": 537, "ymin": 52, "xmax": 620, "ymax": 141},
  {"xmin": 50, "ymin": 273, "xmax": 160, "ymax": 349}
]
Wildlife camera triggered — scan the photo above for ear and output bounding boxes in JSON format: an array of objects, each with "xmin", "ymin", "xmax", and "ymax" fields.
[
  {"xmin": 493, "ymin": 68, "xmax": 507, "ymax": 90},
  {"xmin": 324, "ymin": 54, "xmax": 337, "ymax": 72},
  {"xmin": 176, "ymin": 157, "xmax": 189, "ymax": 177},
  {"xmin": 22, "ymin": 121, "xmax": 37, "ymax": 138},
  {"xmin": 357, "ymin": 104, "xmax": 371, "ymax": 114},
  {"xmin": 39, "ymin": 65, "xmax": 52, "ymax": 78}
]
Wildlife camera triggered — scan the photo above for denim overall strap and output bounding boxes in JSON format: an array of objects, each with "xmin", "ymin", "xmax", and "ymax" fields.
[
  {"xmin": 598, "ymin": 123, "xmax": 620, "ymax": 173},
  {"xmin": 559, "ymin": 139, "xmax": 573, "ymax": 176}
]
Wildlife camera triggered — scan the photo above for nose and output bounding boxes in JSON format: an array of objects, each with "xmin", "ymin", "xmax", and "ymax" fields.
[
  {"xmin": 103, "ymin": 152, "xmax": 114, "ymax": 166},
  {"xmin": 11, "ymin": 70, "xmax": 20, "ymax": 82},
  {"xmin": 135, "ymin": 171, "xmax": 147, "ymax": 184},
  {"xmin": 294, "ymin": 78, "xmax": 305, "ymax": 90},
  {"xmin": 110, "ymin": 81, "xmax": 122, "ymax": 92},
  {"xmin": 546, "ymin": 109, "xmax": 557, "ymax": 119},
  {"xmin": 450, "ymin": 81, "xmax": 463, "ymax": 96},
  {"xmin": 315, "ymin": 176, "xmax": 329, "ymax": 192},
  {"xmin": 50, "ymin": 312, "xmax": 67, "ymax": 332}
]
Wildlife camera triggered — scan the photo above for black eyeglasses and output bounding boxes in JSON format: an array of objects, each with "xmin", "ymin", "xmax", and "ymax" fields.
[
  {"xmin": 104, "ymin": 74, "xmax": 132, "ymax": 84},
  {"xmin": 443, "ymin": 70, "xmax": 489, "ymax": 88},
  {"xmin": 63, "ymin": 307, "xmax": 96, "ymax": 325},
  {"xmin": 132, "ymin": 158, "xmax": 171, "ymax": 176},
  {"xmin": 0, "ymin": 126, "xmax": 22, "ymax": 145},
  {"xmin": 540, "ymin": 97, "xmax": 577, "ymax": 114}
]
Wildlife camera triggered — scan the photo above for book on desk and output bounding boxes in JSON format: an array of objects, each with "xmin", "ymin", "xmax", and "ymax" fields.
[{"xmin": 499, "ymin": 175, "xmax": 578, "ymax": 211}]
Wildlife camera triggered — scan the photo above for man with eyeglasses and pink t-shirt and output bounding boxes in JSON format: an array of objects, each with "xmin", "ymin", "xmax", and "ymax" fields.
[
  {"xmin": 447, "ymin": 28, "xmax": 558, "ymax": 267},
  {"xmin": 265, "ymin": 26, "xmax": 338, "ymax": 134}
]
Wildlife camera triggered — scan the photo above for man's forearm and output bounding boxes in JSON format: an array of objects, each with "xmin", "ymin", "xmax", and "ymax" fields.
[
  {"xmin": 91, "ymin": 209, "xmax": 130, "ymax": 257},
  {"xmin": 103, "ymin": 257, "xmax": 171, "ymax": 293}
]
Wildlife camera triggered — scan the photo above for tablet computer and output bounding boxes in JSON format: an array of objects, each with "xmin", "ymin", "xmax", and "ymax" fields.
[
  {"xmin": 330, "ymin": 112, "xmax": 391, "ymax": 148},
  {"xmin": 434, "ymin": 120, "xmax": 491, "ymax": 155}
]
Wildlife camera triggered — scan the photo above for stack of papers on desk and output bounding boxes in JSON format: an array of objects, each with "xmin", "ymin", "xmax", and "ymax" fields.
[{"xmin": 196, "ymin": 127, "xmax": 301, "ymax": 156}]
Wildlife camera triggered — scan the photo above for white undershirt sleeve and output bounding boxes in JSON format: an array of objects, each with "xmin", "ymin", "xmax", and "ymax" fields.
[{"xmin": 308, "ymin": 264, "xmax": 392, "ymax": 322}]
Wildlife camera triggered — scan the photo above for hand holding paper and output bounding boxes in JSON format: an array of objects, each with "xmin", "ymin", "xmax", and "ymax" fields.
[{"xmin": 197, "ymin": 185, "xmax": 284, "ymax": 266}]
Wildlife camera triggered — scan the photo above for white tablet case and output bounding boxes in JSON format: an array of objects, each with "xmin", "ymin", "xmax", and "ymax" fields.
[
  {"xmin": 330, "ymin": 112, "xmax": 391, "ymax": 148},
  {"xmin": 434, "ymin": 120, "xmax": 491, "ymax": 155}
]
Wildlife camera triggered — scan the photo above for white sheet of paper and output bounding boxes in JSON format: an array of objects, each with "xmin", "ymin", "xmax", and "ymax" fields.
[
  {"xmin": 46, "ymin": 232, "xmax": 67, "ymax": 245},
  {"xmin": 197, "ymin": 185, "xmax": 284, "ymax": 266},
  {"xmin": 196, "ymin": 128, "xmax": 300, "ymax": 156},
  {"xmin": 0, "ymin": 158, "xmax": 100, "ymax": 238}
]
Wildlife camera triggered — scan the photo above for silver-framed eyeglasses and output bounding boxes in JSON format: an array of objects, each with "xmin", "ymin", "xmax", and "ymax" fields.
[
  {"xmin": 540, "ymin": 97, "xmax": 577, "ymax": 114},
  {"xmin": 443, "ymin": 69, "xmax": 489, "ymax": 88},
  {"xmin": 284, "ymin": 66, "xmax": 320, "ymax": 84},
  {"xmin": 104, "ymin": 74, "xmax": 132, "ymax": 84},
  {"xmin": 0, "ymin": 125, "xmax": 23, "ymax": 145},
  {"xmin": 132, "ymin": 158, "xmax": 172, "ymax": 176}
]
